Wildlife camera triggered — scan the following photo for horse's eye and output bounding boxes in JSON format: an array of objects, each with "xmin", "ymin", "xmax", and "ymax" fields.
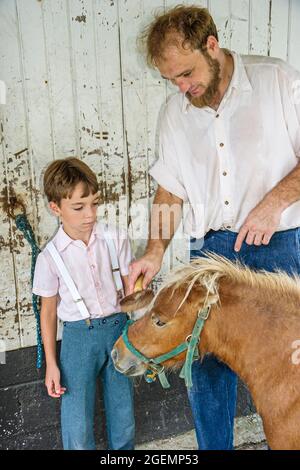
[{"xmin": 151, "ymin": 314, "xmax": 166, "ymax": 328}]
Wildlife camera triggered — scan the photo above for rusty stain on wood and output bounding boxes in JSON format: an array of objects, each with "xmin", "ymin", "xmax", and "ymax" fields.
[
  {"xmin": 87, "ymin": 149, "xmax": 102, "ymax": 156},
  {"xmin": 74, "ymin": 15, "xmax": 86, "ymax": 23},
  {"xmin": 267, "ymin": 0, "xmax": 273, "ymax": 57},
  {"xmin": 1, "ymin": 188, "xmax": 27, "ymax": 220},
  {"xmin": 125, "ymin": 130, "xmax": 132, "ymax": 227}
]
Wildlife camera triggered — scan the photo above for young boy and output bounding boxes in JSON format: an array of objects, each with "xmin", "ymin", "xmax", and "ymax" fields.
[{"xmin": 32, "ymin": 157, "xmax": 135, "ymax": 450}]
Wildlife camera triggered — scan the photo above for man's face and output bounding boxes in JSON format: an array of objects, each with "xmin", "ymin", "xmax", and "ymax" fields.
[
  {"xmin": 50, "ymin": 182, "xmax": 100, "ymax": 235},
  {"xmin": 156, "ymin": 44, "xmax": 221, "ymax": 108}
]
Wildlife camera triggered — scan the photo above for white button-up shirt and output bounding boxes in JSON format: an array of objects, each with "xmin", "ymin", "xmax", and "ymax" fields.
[
  {"xmin": 149, "ymin": 52, "xmax": 300, "ymax": 238},
  {"xmin": 32, "ymin": 222, "xmax": 132, "ymax": 321}
]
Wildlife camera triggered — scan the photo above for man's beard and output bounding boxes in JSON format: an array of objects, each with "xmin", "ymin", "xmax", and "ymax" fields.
[{"xmin": 186, "ymin": 50, "xmax": 221, "ymax": 108}]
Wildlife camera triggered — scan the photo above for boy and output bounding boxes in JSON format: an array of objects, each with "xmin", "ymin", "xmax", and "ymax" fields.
[{"xmin": 32, "ymin": 157, "xmax": 135, "ymax": 450}]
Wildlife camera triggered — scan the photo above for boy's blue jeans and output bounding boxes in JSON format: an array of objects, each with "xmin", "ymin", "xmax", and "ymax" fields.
[
  {"xmin": 60, "ymin": 312, "xmax": 134, "ymax": 450},
  {"xmin": 189, "ymin": 228, "xmax": 300, "ymax": 450}
]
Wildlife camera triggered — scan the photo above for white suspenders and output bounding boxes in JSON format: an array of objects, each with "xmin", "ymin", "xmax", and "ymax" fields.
[
  {"xmin": 102, "ymin": 226, "xmax": 123, "ymax": 294},
  {"xmin": 46, "ymin": 225, "xmax": 123, "ymax": 321},
  {"xmin": 47, "ymin": 241, "xmax": 90, "ymax": 320}
]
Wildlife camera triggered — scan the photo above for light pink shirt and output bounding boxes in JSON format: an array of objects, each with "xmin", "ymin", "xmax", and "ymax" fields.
[{"xmin": 32, "ymin": 222, "xmax": 132, "ymax": 321}]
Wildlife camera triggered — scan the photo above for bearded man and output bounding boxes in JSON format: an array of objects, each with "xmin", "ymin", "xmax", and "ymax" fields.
[{"xmin": 128, "ymin": 5, "xmax": 300, "ymax": 450}]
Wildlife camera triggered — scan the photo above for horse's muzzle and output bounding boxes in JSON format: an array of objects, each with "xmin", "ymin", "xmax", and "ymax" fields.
[{"xmin": 111, "ymin": 338, "xmax": 147, "ymax": 377}]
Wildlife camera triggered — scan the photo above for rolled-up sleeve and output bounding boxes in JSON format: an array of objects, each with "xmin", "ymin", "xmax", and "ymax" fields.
[
  {"xmin": 149, "ymin": 159, "xmax": 188, "ymax": 201},
  {"xmin": 149, "ymin": 107, "xmax": 188, "ymax": 202},
  {"xmin": 32, "ymin": 251, "xmax": 59, "ymax": 297}
]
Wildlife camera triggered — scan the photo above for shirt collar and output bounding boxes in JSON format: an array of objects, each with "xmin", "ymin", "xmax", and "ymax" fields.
[
  {"xmin": 181, "ymin": 51, "xmax": 252, "ymax": 113},
  {"xmin": 55, "ymin": 223, "xmax": 98, "ymax": 251}
]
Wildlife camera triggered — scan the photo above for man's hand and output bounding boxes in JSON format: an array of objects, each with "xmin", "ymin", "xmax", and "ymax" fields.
[
  {"xmin": 234, "ymin": 198, "xmax": 283, "ymax": 252},
  {"xmin": 128, "ymin": 251, "xmax": 164, "ymax": 294},
  {"xmin": 45, "ymin": 364, "xmax": 66, "ymax": 398}
]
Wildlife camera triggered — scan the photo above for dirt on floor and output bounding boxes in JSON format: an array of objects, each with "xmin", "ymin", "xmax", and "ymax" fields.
[{"xmin": 136, "ymin": 413, "xmax": 267, "ymax": 450}]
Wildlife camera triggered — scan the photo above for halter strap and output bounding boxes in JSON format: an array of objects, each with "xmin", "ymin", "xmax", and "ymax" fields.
[{"xmin": 121, "ymin": 305, "xmax": 211, "ymax": 389}]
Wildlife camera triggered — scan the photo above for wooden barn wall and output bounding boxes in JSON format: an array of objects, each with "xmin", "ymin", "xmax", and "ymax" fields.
[{"xmin": 1, "ymin": 0, "xmax": 300, "ymax": 353}]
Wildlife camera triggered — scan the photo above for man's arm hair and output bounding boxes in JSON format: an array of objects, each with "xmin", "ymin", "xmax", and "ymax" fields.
[{"xmin": 268, "ymin": 160, "xmax": 300, "ymax": 210}]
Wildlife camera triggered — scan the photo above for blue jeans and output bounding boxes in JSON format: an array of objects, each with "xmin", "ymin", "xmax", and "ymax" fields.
[
  {"xmin": 189, "ymin": 228, "xmax": 300, "ymax": 450},
  {"xmin": 60, "ymin": 312, "xmax": 135, "ymax": 450}
]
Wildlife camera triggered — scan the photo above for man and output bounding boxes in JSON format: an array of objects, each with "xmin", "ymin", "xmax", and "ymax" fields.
[{"xmin": 128, "ymin": 5, "xmax": 300, "ymax": 450}]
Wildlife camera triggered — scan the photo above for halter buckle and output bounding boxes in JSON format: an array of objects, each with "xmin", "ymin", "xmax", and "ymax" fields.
[
  {"xmin": 198, "ymin": 305, "xmax": 211, "ymax": 320},
  {"xmin": 145, "ymin": 368, "xmax": 158, "ymax": 382}
]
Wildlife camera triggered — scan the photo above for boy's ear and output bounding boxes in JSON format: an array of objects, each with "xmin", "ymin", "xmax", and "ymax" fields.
[{"xmin": 49, "ymin": 201, "xmax": 61, "ymax": 217}]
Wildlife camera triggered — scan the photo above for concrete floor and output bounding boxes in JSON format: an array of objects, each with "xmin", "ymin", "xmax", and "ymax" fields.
[{"xmin": 136, "ymin": 413, "xmax": 267, "ymax": 450}]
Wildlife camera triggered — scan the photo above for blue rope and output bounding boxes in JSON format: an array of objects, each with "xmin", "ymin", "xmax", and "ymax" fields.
[{"xmin": 15, "ymin": 214, "xmax": 43, "ymax": 369}]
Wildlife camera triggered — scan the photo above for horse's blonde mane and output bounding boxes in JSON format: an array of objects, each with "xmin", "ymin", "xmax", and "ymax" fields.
[{"xmin": 156, "ymin": 253, "xmax": 300, "ymax": 310}]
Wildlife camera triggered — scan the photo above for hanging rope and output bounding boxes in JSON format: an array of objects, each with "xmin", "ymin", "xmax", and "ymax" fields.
[{"xmin": 15, "ymin": 214, "xmax": 43, "ymax": 369}]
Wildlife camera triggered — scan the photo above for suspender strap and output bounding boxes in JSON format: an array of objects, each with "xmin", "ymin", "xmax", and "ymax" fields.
[
  {"xmin": 46, "ymin": 241, "xmax": 90, "ymax": 320},
  {"xmin": 102, "ymin": 226, "xmax": 124, "ymax": 294}
]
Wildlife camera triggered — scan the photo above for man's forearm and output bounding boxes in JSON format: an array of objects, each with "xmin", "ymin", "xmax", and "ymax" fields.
[
  {"xmin": 264, "ymin": 160, "xmax": 300, "ymax": 211},
  {"xmin": 146, "ymin": 185, "xmax": 183, "ymax": 256}
]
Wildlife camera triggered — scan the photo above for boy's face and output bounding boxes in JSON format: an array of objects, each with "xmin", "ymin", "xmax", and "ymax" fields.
[{"xmin": 49, "ymin": 182, "xmax": 100, "ymax": 236}]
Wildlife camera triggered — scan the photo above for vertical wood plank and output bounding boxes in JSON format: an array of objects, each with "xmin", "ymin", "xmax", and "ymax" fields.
[
  {"xmin": 230, "ymin": 0, "xmax": 249, "ymax": 54},
  {"xmin": 117, "ymin": 0, "xmax": 166, "ymax": 256},
  {"xmin": 249, "ymin": 0, "xmax": 270, "ymax": 55},
  {"xmin": 41, "ymin": 0, "xmax": 78, "ymax": 161},
  {"xmin": 93, "ymin": 0, "xmax": 127, "ymax": 228},
  {"xmin": 268, "ymin": 0, "xmax": 289, "ymax": 60},
  {"xmin": 14, "ymin": 0, "xmax": 56, "ymax": 347},
  {"xmin": 208, "ymin": 0, "xmax": 231, "ymax": 49}
]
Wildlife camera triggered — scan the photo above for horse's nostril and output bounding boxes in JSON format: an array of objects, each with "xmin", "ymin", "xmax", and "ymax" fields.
[{"xmin": 111, "ymin": 348, "xmax": 118, "ymax": 363}]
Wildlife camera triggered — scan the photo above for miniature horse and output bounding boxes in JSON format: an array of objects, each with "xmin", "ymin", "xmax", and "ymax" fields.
[{"xmin": 112, "ymin": 254, "xmax": 300, "ymax": 450}]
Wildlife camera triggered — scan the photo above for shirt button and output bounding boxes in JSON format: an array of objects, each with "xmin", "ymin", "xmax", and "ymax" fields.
[
  {"xmin": 222, "ymin": 171, "xmax": 227, "ymax": 176},
  {"xmin": 102, "ymin": 319, "xmax": 106, "ymax": 324},
  {"xmin": 226, "ymin": 225, "xmax": 232, "ymax": 229},
  {"xmin": 216, "ymin": 113, "xmax": 220, "ymax": 118},
  {"xmin": 224, "ymin": 200, "xmax": 229, "ymax": 205},
  {"xmin": 220, "ymin": 143, "xmax": 224, "ymax": 147}
]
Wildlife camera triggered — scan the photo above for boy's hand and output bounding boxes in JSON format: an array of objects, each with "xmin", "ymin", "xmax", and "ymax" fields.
[{"xmin": 45, "ymin": 364, "xmax": 66, "ymax": 398}]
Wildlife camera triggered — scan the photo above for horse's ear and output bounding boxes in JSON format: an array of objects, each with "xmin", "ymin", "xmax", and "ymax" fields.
[
  {"xmin": 120, "ymin": 289, "xmax": 154, "ymax": 313},
  {"xmin": 188, "ymin": 282, "xmax": 219, "ymax": 308}
]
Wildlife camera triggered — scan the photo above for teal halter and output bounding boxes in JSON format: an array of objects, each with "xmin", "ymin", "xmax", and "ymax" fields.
[{"xmin": 122, "ymin": 305, "xmax": 211, "ymax": 389}]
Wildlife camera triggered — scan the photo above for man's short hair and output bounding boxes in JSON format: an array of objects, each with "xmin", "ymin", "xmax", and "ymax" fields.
[
  {"xmin": 140, "ymin": 5, "xmax": 219, "ymax": 67},
  {"xmin": 43, "ymin": 157, "xmax": 99, "ymax": 205}
]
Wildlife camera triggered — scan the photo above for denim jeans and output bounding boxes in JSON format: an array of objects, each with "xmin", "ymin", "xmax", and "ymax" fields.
[
  {"xmin": 60, "ymin": 312, "xmax": 135, "ymax": 450},
  {"xmin": 189, "ymin": 228, "xmax": 300, "ymax": 450}
]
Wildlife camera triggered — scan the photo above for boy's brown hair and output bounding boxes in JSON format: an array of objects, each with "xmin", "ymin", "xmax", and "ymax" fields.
[
  {"xmin": 43, "ymin": 157, "xmax": 99, "ymax": 205},
  {"xmin": 140, "ymin": 5, "xmax": 219, "ymax": 67}
]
